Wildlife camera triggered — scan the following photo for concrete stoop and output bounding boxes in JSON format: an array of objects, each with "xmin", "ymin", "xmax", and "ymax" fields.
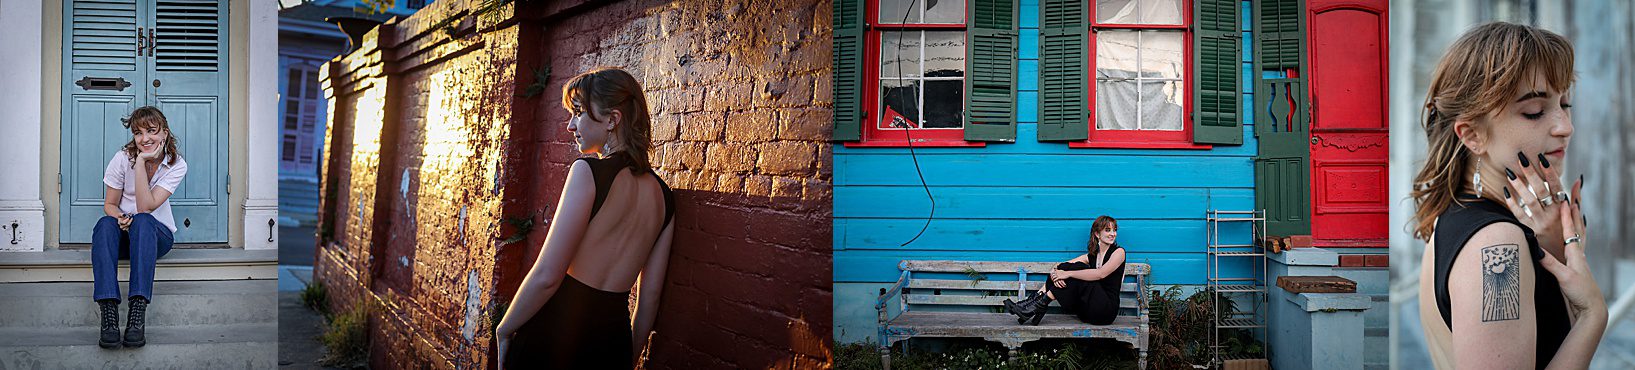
[
  {"xmin": 0, "ymin": 249, "xmax": 277, "ymax": 283},
  {"xmin": 0, "ymin": 280, "xmax": 277, "ymax": 369}
]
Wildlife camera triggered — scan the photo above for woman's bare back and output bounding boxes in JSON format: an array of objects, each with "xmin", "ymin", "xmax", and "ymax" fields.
[{"xmin": 567, "ymin": 166, "xmax": 671, "ymax": 292}]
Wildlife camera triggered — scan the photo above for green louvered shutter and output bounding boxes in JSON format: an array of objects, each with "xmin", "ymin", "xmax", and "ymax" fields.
[
  {"xmin": 832, "ymin": 0, "xmax": 865, "ymax": 141},
  {"xmin": 1253, "ymin": 0, "xmax": 1312, "ymax": 237},
  {"xmin": 964, "ymin": 0, "xmax": 1018, "ymax": 142},
  {"xmin": 1036, "ymin": 0, "xmax": 1088, "ymax": 141},
  {"xmin": 1192, "ymin": 0, "xmax": 1242, "ymax": 145}
]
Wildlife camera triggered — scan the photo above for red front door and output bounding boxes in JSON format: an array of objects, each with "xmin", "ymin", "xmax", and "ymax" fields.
[{"xmin": 1306, "ymin": 0, "xmax": 1388, "ymax": 247}]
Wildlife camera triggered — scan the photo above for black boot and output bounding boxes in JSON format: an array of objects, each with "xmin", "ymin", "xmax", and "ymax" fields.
[
  {"xmin": 1004, "ymin": 291, "xmax": 1044, "ymax": 318},
  {"xmin": 1005, "ymin": 291, "xmax": 1053, "ymax": 325},
  {"xmin": 123, "ymin": 296, "xmax": 147, "ymax": 348},
  {"xmin": 97, "ymin": 299, "xmax": 121, "ymax": 349}
]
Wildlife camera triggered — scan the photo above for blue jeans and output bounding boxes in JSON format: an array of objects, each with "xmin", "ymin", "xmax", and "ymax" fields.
[{"xmin": 92, "ymin": 214, "xmax": 173, "ymax": 302}]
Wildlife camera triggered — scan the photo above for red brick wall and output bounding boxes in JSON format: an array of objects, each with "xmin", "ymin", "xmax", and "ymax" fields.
[{"xmin": 316, "ymin": 0, "xmax": 834, "ymax": 368}]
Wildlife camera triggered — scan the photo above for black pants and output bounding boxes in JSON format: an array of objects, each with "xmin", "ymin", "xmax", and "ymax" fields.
[{"xmin": 1047, "ymin": 262, "xmax": 1120, "ymax": 325}]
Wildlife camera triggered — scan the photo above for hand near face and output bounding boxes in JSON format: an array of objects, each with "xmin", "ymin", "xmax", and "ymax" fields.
[
  {"xmin": 1498, "ymin": 152, "xmax": 1568, "ymax": 250},
  {"xmin": 1537, "ymin": 179, "xmax": 1604, "ymax": 320}
]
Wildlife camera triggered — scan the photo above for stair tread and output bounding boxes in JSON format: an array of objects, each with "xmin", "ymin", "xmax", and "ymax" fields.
[
  {"xmin": 0, "ymin": 280, "xmax": 274, "ymax": 297},
  {"xmin": 0, "ymin": 249, "xmax": 277, "ymax": 267},
  {"xmin": 0, "ymin": 323, "xmax": 276, "ymax": 347}
]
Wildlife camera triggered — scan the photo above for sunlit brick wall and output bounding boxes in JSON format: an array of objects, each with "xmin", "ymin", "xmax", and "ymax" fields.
[
  {"xmin": 317, "ymin": 0, "xmax": 834, "ymax": 368},
  {"xmin": 527, "ymin": 0, "xmax": 833, "ymax": 368},
  {"xmin": 316, "ymin": 0, "xmax": 530, "ymax": 368}
]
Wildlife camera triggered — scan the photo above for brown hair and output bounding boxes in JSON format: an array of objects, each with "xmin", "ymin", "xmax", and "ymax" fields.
[
  {"xmin": 561, "ymin": 67, "xmax": 653, "ymax": 174},
  {"xmin": 1410, "ymin": 22, "xmax": 1574, "ymax": 241},
  {"xmin": 1088, "ymin": 215, "xmax": 1118, "ymax": 254},
  {"xmin": 121, "ymin": 106, "xmax": 180, "ymax": 166}
]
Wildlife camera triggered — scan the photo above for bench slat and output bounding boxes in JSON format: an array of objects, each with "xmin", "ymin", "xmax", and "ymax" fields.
[
  {"xmin": 904, "ymin": 294, "xmax": 1139, "ymax": 309},
  {"xmin": 900, "ymin": 261, "xmax": 1150, "ymax": 276},
  {"xmin": 907, "ymin": 279, "xmax": 1141, "ymax": 293},
  {"xmin": 884, "ymin": 312, "xmax": 1143, "ymax": 345}
]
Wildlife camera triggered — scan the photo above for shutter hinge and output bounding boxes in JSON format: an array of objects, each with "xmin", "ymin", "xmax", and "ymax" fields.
[
  {"xmin": 226, "ymin": 175, "xmax": 231, "ymax": 195},
  {"xmin": 56, "ymin": 173, "xmax": 61, "ymax": 194}
]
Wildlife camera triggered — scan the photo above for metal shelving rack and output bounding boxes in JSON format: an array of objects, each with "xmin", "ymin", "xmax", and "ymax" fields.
[{"xmin": 1206, "ymin": 209, "xmax": 1268, "ymax": 366}]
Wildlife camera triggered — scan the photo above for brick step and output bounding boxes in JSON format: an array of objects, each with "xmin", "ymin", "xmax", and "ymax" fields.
[
  {"xmin": 0, "ymin": 249, "xmax": 277, "ymax": 283},
  {"xmin": 0, "ymin": 280, "xmax": 276, "ymax": 328},
  {"xmin": 0, "ymin": 323, "xmax": 276, "ymax": 369}
]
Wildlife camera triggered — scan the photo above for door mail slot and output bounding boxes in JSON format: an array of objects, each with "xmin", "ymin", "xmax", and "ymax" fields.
[{"xmin": 74, "ymin": 76, "xmax": 132, "ymax": 92}]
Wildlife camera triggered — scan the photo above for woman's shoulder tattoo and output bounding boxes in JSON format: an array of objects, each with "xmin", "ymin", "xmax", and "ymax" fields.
[{"xmin": 1480, "ymin": 244, "xmax": 1522, "ymax": 322}]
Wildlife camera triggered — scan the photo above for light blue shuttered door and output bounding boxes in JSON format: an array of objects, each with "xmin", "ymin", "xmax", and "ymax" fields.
[{"xmin": 61, "ymin": 0, "xmax": 229, "ymax": 244}]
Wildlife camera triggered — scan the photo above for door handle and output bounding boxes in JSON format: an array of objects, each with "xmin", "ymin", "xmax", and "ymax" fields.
[
  {"xmin": 267, "ymin": 218, "xmax": 276, "ymax": 243},
  {"xmin": 147, "ymin": 28, "xmax": 156, "ymax": 57},
  {"xmin": 136, "ymin": 27, "xmax": 146, "ymax": 56}
]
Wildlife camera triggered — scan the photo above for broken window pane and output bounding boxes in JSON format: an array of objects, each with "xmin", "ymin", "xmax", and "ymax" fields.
[
  {"xmin": 923, "ymin": 0, "xmax": 963, "ymax": 24},
  {"xmin": 880, "ymin": 79, "xmax": 922, "ymax": 129},
  {"xmin": 1141, "ymin": 80, "xmax": 1184, "ymax": 130}
]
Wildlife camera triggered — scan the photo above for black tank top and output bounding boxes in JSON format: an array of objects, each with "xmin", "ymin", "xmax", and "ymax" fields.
[
  {"xmin": 1093, "ymin": 243, "xmax": 1126, "ymax": 293},
  {"xmin": 1432, "ymin": 194, "xmax": 1568, "ymax": 368},
  {"xmin": 578, "ymin": 155, "xmax": 674, "ymax": 228}
]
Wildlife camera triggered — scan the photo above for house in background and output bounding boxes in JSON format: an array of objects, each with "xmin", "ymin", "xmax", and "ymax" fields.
[
  {"xmin": 0, "ymin": 0, "xmax": 281, "ymax": 366},
  {"xmin": 831, "ymin": 0, "xmax": 1388, "ymax": 367},
  {"xmin": 277, "ymin": 0, "xmax": 428, "ymax": 227}
]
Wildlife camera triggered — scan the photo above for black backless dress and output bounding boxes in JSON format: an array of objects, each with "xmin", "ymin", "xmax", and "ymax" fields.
[
  {"xmin": 506, "ymin": 155, "xmax": 674, "ymax": 369},
  {"xmin": 1048, "ymin": 243, "xmax": 1126, "ymax": 325}
]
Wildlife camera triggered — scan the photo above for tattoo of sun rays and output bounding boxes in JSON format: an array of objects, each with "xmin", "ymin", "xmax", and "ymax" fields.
[{"xmin": 1481, "ymin": 244, "xmax": 1522, "ymax": 322}]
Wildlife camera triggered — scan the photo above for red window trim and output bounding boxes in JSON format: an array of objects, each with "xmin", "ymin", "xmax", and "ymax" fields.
[
  {"xmin": 1072, "ymin": 0, "xmax": 1211, "ymax": 150},
  {"xmin": 852, "ymin": 0, "xmax": 986, "ymax": 148}
]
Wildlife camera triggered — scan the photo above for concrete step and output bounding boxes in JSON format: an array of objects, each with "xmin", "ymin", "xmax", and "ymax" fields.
[
  {"xmin": 0, "ymin": 323, "xmax": 276, "ymax": 369},
  {"xmin": 0, "ymin": 249, "xmax": 277, "ymax": 283},
  {"xmin": 0, "ymin": 280, "xmax": 276, "ymax": 328}
]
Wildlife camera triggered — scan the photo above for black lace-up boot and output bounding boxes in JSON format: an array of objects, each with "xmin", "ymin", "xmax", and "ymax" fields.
[
  {"xmin": 1004, "ymin": 291, "xmax": 1053, "ymax": 325},
  {"xmin": 123, "ymin": 296, "xmax": 148, "ymax": 347},
  {"xmin": 98, "ymin": 299, "xmax": 121, "ymax": 349}
]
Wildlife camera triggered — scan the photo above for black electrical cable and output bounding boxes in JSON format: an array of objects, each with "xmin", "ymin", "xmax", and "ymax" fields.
[{"xmin": 893, "ymin": 0, "xmax": 933, "ymax": 247}]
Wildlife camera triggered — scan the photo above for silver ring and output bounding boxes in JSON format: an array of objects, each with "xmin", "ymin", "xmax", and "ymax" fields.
[
  {"xmin": 1526, "ymin": 184, "xmax": 1540, "ymax": 202},
  {"xmin": 1521, "ymin": 203, "xmax": 1534, "ymax": 218},
  {"xmin": 1566, "ymin": 235, "xmax": 1581, "ymax": 245},
  {"xmin": 1543, "ymin": 181, "xmax": 1553, "ymax": 196},
  {"xmin": 1555, "ymin": 191, "xmax": 1571, "ymax": 203},
  {"xmin": 1540, "ymin": 196, "xmax": 1556, "ymax": 207}
]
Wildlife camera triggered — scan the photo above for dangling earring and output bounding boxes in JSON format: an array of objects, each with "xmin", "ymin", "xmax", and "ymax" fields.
[{"xmin": 1473, "ymin": 158, "xmax": 1484, "ymax": 194}]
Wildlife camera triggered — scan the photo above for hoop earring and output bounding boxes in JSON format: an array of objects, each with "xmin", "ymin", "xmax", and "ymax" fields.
[{"xmin": 1473, "ymin": 158, "xmax": 1484, "ymax": 194}]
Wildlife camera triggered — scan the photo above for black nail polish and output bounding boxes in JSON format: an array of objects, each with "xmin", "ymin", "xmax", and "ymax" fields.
[
  {"xmin": 1505, "ymin": 167, "xmax": 1517, "ymax": 180},
  {"xmin": 1538, "ymin": 153, "xmax": 1550, "ymax": 168},
  {"xmin": 1503, "ymin": 187, "xmax": 1511, "ymax": 199},
  {"xmin": 1580, "ymin": 174, "xmax": 1584, "ymax": 185},
  {"xmin": 1517, "ymin": 152, "xmax": 1531, "ymax": 167}
]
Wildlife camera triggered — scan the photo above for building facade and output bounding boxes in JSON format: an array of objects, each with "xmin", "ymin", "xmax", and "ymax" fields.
[{"xmin": 832, "ymin": 0, "xmax": 1388, "ymax": 366}]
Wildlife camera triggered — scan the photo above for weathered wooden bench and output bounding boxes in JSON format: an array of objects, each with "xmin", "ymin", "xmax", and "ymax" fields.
[{"xmin": 876, "ymin": 260, "xmax": 1150, "ymax": 369}]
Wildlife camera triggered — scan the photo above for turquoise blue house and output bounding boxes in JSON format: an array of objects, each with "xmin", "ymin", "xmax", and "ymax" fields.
[{"xmin": 832, "ymin": 0, "xmax": 1389, "ymax": 367}]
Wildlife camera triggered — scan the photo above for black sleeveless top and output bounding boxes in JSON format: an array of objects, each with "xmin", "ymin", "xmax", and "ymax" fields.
[
  {"xmin": 1432, "ymin": 194, "xmax": 1569, "ymax": 368},
  {"xmin": 579, "ymin": 155, "xmax": 674, "ymax": 229},
  {"xmin": 1092, "ymin": 243, "xmax": 1126, "ymax": 293}
]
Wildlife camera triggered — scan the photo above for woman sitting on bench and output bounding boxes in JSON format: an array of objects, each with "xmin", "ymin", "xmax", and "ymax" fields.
[{"xmin": 1005, "ymin": 215, "xmax": 1127, "ymax": 326}]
